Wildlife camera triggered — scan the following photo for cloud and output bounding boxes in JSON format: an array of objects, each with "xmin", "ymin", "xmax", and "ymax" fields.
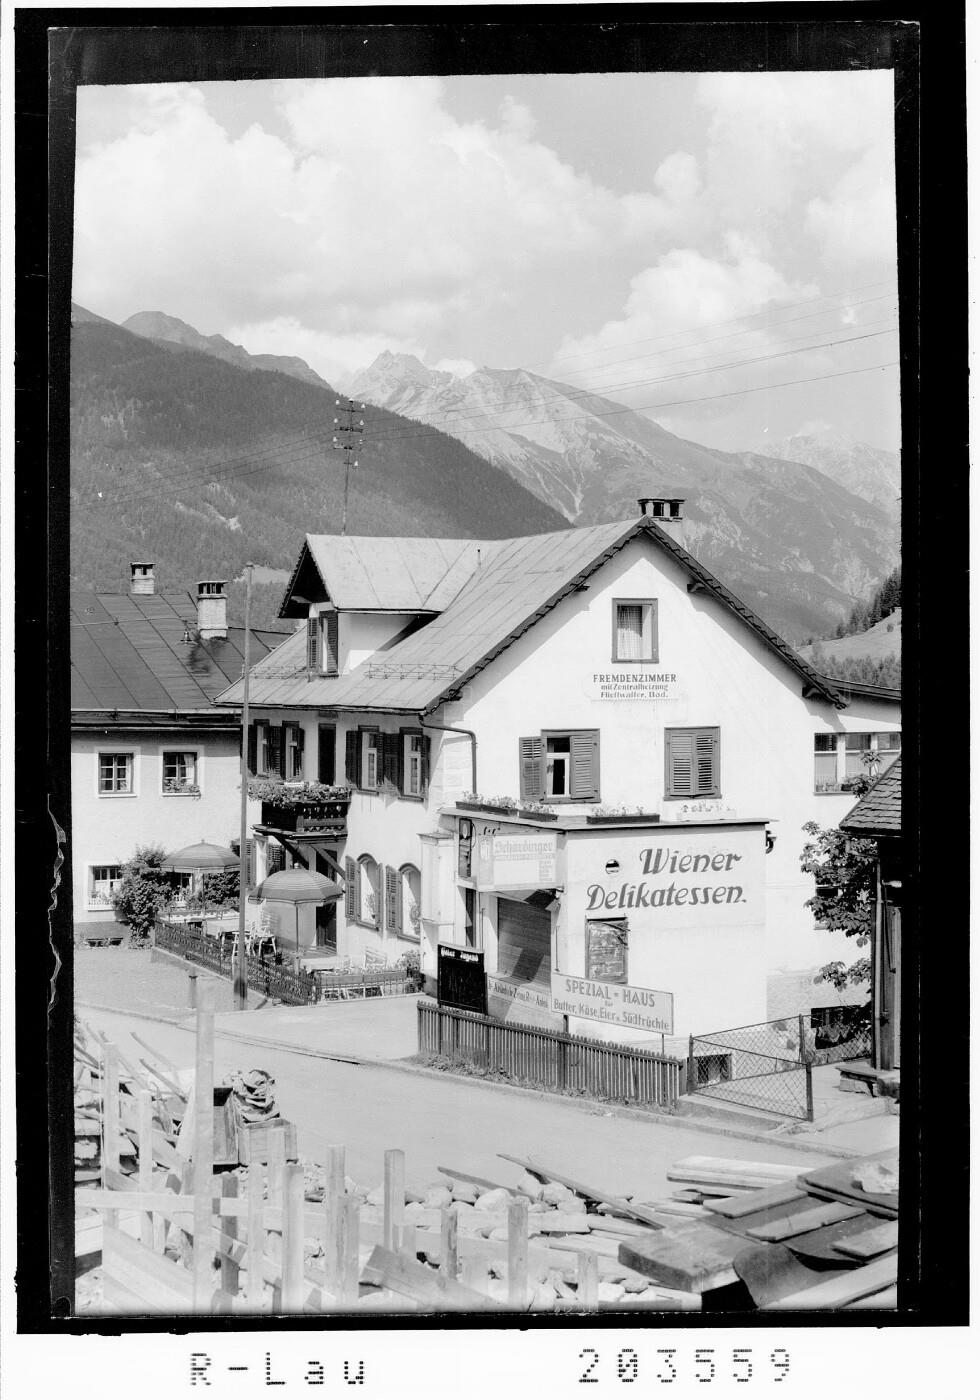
[{"xmin": 73, "ymin": 78, "xmax": 686, "ymax": 378}]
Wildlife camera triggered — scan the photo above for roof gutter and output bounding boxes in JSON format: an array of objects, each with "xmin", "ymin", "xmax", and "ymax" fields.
[{"xmin": 418, "ymin": 712, "xmax": 476, "ymax": 794}]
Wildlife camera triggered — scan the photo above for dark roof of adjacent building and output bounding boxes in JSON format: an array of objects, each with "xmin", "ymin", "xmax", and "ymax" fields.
[
  {"xmin": 217, "ymin": 517, "xmax": 865, "ymax": 714},
  {"xmin": 71, "ymin": 590, "xmax": 288, "ymax": 716},
  {"xmin": 840, "ymin": 756, "xmax": 902, "ymax": 835}
]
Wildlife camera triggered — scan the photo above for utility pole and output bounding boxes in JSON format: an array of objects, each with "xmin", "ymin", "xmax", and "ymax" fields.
[
  {"xmin": 333, "ymin": 399, "xmax": 365, "ymax": 536},
  {"xmin": 235, "ymin": 562, "xmax": 253, "ymax": 1011}
]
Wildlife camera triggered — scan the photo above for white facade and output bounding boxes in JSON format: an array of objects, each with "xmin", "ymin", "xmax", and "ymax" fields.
[{"xmin": 71, "ymin": 727, "xmax": 245, "ymax": 926}]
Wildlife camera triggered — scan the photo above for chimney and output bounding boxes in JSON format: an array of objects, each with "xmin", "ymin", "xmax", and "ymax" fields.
[
  {"xmin": 130, "ymin": 562, "xmax": 155, "ymax": 596},
  {"xmin": 196, "ymin": 580, "xmax": 228, "ymax": 641},
  {"xmin": 638, "ymin": 497, "xmax": 686, "ymax": 548}
]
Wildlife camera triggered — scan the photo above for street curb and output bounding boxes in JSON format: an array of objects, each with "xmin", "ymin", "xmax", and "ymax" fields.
[{"xmin": 82, "ymin": 1004, "xmax": 865, "ymax": 1160}]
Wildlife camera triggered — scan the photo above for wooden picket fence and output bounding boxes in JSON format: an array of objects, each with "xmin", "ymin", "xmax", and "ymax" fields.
[
  {"xmin": 418, "ymin": 1001, "xmax": 683, "ymax": 1109},
  {"xmin": 76, "ymin": 990, "xmax": 697, "ymax": 1315}
]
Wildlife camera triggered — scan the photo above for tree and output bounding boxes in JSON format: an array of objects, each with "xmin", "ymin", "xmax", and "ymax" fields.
[
  {"xmin": 800, "ymin": 785, "xmax": 878, "ymax": 996},
  {"xmin": 110, "ymin": 844, "xmax": 174, "ymax": 941}
]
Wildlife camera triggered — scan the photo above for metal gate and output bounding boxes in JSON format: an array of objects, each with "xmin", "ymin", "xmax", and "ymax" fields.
[{"xmin": 687, "ymin": 1015, "xmax": 814, "ymax": 1122}]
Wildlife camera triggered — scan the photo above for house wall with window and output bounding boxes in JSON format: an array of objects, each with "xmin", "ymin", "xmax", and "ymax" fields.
[
  {"xmin": 71, "ymin": 727, "xmax": 243, "ymax": 925},
  {"xmin": 428, "ymin": 534, "xmax": 899, "ymax": 1017}
]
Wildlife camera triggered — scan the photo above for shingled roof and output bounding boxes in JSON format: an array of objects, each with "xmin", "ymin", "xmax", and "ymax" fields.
[
  {"xmin": 71, "ymin": 590, "xmax": 287, "ymax": 716},
  {"xmin": 840, "ymin": 756, "xmax": 902, "ymax": 835},
  {"xmin": 217, "ymin": 517, "xmax": 850, "ymax": 714}
]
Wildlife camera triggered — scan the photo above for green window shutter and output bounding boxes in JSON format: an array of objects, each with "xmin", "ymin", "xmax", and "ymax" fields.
[
  {"xmin": 519, "ymin": 736, "xmax": 544, "ymax": 801},
  {"xmin": 666, "ymin": 730, "xmax": 693, "ymax": 796},
  {"xmin": 385, "ymin": 865, "xmax": 400, "ymax": 933},
  {"xmin": 345, "ymin": 857, "xmax": 357, "ymax": 921},
  {"xmin": 247, "ymin": 723, "xmax": 258, "ymax": 776},
  {"xmin": 324, "ymin": 612, "xmax": 339, "ymax": 676},
  {"xmin": 382, "ymin": 732, "xmax": 400, "ymax": 789},
  {"xmin": 266, "ymin": 724, "xmax": 283, "ymax": 778},
  {"xmin": 306, "ymin": 616, "xmax": 318, "ymax": 671},
  {"xmin": 345, "ymin": 729, "xmax": 360, "ymax": 787},
  {"xmin": 694, "ymin": 729, "xmax": 719, "ymax": 795},
  {"xmin": 570, "ymin": 730, "xmax": 600, "ymax": 801}
]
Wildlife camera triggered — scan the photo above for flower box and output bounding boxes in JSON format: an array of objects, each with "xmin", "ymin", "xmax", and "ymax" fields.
[
  {"xmin": 586, "ymin": 812, "xmax": 661, "ymax": 825},
  {"xmin": 455, "ymin": 801, "xmax": 517, "ymax": 817},
  {"xmin": 519, "ymin": 809, "xmax": 558, "ymax": 822}
]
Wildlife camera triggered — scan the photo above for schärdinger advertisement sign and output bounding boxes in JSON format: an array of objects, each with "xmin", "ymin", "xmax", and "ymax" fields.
[{"xmin": 550, "ymin": 972, "xmax": 674, "ymax": 1035}]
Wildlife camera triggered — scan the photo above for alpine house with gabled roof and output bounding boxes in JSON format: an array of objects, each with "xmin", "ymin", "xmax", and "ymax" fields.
[{"xmin": 217, "ymin": 501, "xmax": 900, "ymax": 1051}]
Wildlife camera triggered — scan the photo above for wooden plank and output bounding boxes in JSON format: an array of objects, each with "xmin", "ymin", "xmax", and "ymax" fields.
[
  {"xmin": 338, "ymin": 1194, "xmax": 360, "ymax": 1307},
  {"xmin": 281, "ymin": 1163, "xmax": 306, "ymax": 1313},
  {"xmin": 833, "ymin": 1220, "xmax": 899, "ymax": 1261},
  {"xmin": 667, "ymin": 1157, "xmax": 807, "ymax": 1191},
  {"xmin": 102, "ymin": 1223, "xmax": 196, "ymax": 1312},
  {"xmin": 746, "ymin": 1201, "xmax": 864, "ymax": 1243},
  {"xmin": 383, "ymin": 1148, "xmax": 405, "ymax": 1252},
  {"xmin": 440, "ymin": 1205, "xmax": 458, "ymax": 1281},
  {"xmin": 137, "ymin": 1090, "xmax": 154, "ymax": 1248},
  {"xmin": 765, "ymin": 1254, "xmax": 898, "ymax": 1310},
  {"xmin": 496, "ymin": 1153, "xmax": 664, "ymax": 1229},
  {"xmin": 131, "ymin": 1031, "xmax": 182, "ymax": 1076},
  {"xmin": 843, "ymin": 1285, "xmax": 898, "ymax": 1310},
  {"xmin": 508, "ymin": 1197, "xmax": 529, "ymax": 1308},
  {"xmin": 437, "ymin": 1165, "xmax": 513, "ymax": 1194},
  {"xmin": 246, "ymin": 1160, "xmax": 266, "ymax": 1310},
  {"xmin": 360, "ymin": 1245, "xmax": 497, "ymax": 1312},
  {"xmin": 220, "ymin": 1175, "xmax": 240, "ymax": 1297},
  {"xmin": 322, "ymin": 1144, "xmax": 346, "ymax": 1297},
  {"xmin": 703, "ymin": 1182, "xmax": 809, "ymax": 1219},
  {"xmin": 577, "ymin": 1251, "xmax": 599, "ymax": 1310},
  {"xmin": 192, "ymin": 987, "xmax": 216, "ymax": 1309},
  {"xmin": 618, "ymin": 1221, "xmax": 748, "ymax": 1294}
]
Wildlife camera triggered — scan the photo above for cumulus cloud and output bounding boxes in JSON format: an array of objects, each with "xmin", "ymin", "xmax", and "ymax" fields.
[{"xmin": 73, "ymin": 78, "xmax": 686, "ymax": 379}]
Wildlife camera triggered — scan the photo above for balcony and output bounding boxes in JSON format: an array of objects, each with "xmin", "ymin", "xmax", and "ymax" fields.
[{"xmin": 260, "ymin": 797, "xmax": 350, "ymax": 835}]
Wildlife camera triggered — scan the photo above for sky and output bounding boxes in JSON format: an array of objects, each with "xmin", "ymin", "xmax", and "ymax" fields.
[{"xmin": 73, "ymin": 70, "xmax": 900, "ymax": 453}]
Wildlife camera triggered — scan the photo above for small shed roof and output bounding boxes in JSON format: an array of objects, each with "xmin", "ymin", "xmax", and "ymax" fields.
[
  {"xmin": 840, "ymin": 756, "xmax": 902, "ymax": 836},
  {"xmin": 71, "ymin": 590, "xmax": 286, "ymax": 715}
]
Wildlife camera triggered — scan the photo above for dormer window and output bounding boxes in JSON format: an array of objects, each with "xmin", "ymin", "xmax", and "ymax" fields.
[{"xmin": 307, "ymin": 611, "xmax": 339, "ymax": 676}]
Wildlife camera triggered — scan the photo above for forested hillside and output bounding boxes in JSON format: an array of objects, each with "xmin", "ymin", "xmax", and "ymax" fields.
[{"xmin": 69, "ymin": 319, "xmax": 568, "ymax": 612}]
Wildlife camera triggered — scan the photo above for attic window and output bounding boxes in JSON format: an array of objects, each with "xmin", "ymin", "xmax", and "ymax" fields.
[
  {"xmin": 307, "ymin": 611, "xmax": 339, "ymax": 677},
  {"xmin": 613, "ymin": 599, "xmax": 658, "ymax": 662}
]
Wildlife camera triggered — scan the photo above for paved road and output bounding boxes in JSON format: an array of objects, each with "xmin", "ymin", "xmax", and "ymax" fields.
[{"xmin": 81, "ymin": 1004, "xmax": 835, "ymax": 1200}]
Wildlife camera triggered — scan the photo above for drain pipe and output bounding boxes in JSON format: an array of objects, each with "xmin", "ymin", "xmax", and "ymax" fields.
[{"xmin": 418, "ymin": 712, "xmax": 477, "ymax": 794}]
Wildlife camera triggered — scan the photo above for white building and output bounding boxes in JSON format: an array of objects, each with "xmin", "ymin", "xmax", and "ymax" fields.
[
  {"xmin": 70, "ymin": 566, "xmax": 285, "ymax": 931},
  {"xmin": 217, "ymin": 503, "xmax": 900, "ymax": 1046}
]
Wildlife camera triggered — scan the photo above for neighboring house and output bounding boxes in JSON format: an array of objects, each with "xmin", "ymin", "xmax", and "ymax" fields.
[
  {"xmin": 840, "ymin": 756, "xmax": 902, "ymax": 1071},
  {"xmin": 216, "ymin": 501, "xmax": 900, "ymax": 1051},
  {"xmin": 71, "ymin": 564, "xmax": 285, "ymax": 931}
]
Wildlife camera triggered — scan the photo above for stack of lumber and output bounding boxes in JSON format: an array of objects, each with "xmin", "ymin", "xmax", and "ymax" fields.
[{"xmin": 618, "ymin": 1152, "xmax": 899, "ymax": 1311}]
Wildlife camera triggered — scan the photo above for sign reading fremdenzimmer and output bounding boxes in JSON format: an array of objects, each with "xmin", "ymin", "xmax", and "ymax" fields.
[{"xmin": 551, "ymin": 973, "xmax": 674, "ymax": 1035}]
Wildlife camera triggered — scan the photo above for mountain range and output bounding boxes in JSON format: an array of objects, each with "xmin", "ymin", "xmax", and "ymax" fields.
[
  {"xmin": 347, "ymin": 351, "xmax": 900, "ymax": 641},
  {"xmin": 121, "ymin": 310, "xmax": 330, "ymax": 388}
]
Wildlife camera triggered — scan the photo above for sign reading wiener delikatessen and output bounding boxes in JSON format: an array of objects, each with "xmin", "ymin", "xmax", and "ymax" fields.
[
  {"xmin": 584, "ymin": 841, "xmax": 757, "ymax": 923},
  {"xmin": 550, "ymin": 972, "xmax": 674, "ymax": 1034}
]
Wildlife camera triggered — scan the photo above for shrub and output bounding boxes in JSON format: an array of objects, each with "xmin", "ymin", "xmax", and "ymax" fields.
[{"xmin": 110, "ymin": 845, "xmax": 174, "ymax": 937}]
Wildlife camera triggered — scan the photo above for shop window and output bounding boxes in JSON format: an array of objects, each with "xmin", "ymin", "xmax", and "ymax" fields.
[
  {"xmin": 98, "ymin": 752, "xmax": 133, "ymax": 795},
  {"xmin": 813, "ymin": 731, "xmax": 901, "ymax": 793},
  {"xmin": 665, "ymin": 727, "xmax": 720, "ymax": 798},
  {"xmin": 519, "ymin": 729, "xmax": 599, "ymax": 803},
  {"xmin": 612, "ymin": 599, "xmax": 658, "ymax": 662},
  {"xmin": 162, "ymin": 750, "xmax": 198, "ymax": 794},
  {"xmin": 88, "ymin": 864, "xmax": 121, "ymax": 909},
  {"xmin": 586, "ymin": 918, "xmax": 628, "ymax": 984}
]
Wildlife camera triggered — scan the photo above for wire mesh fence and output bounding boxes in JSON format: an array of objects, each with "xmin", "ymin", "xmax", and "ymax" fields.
[{"xmin": 687, "ymin": 1015, "xmax": 814, "ymax": 1121}]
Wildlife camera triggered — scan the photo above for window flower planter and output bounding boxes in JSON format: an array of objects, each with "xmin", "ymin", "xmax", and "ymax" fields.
[
  {"xmin": 455, "ymin": 801, "xmax": 517, "ymax": 817},
  {"xmin": 519, "ymin": 809, "xmax": 558, "ymax": 822},
  {"xmin": 586, "ymin": 812, "xmax": 661, "ymax": 825}
]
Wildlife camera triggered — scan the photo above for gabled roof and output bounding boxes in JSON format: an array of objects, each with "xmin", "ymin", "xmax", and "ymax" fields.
[
  {"xmin": 279, "ymin": 535, "xmax": 491, "ymax": 617},
  {"xmin": 840, "ymin": 756, "xmax": 902, "ymax": 835},
  {"xmin": 71, "ymin": 590, "xmax": 287, "ymax": 715},
  {"xmin": 217, "ymin": 517, "xmax": 850, "ymax": 713}
]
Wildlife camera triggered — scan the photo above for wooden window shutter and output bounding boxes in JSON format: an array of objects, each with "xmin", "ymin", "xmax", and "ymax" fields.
[
  {"xmin": 519, "ymin": 736, "xmax": 544, "ymax": 801},
  {"xmin": 324, "ymin": 612, "xmax": 339, "ymax": 676},
  {"xmin": 345, "ymin": 729, "xmax": 360, "ymax": 787},
  {"xmin": 266, "ymin": 724, "xmax": 283, "ymax": 778},
  {"xmin": 666, "ymin": 730, "xmax": 693, "ymax": 796},
  {"xmin": 245, "ymin": 839, "xmax": 256, "ymax": 892},
  {"xmin": 382, "ymin": 732, "xmax": 400, "ymax": 789},
  {"xmin": 694, "ymin": 729, "xmax": 719, "ymax": 795},
  {"xmin": 385, "ymin": 865, "xmax": 400, "ymax": 933},
  {"xmin": 292, "ymin": 723, "xmax": 305, "ymax": 779},
  {"xmin": 268, "ymin": 843, "xmax": 286, "ymax": 874},
  {"xmin": 421, "ymin": 734, "xmax": 431, "ymax": 793},
  {"xmin": 247, "ymin": 723, "xmax": 258, "ymax": 776},
  {"xmin": 306, "ymin": 616, "xmax": 318, "ymax": 671},
  {"xmin": 570, "ymin": 730, "xmax": 600, "ymax": 800},
  {"xmin": 345, "ymin": 857, "xmax": 357, "ymax": 920}
]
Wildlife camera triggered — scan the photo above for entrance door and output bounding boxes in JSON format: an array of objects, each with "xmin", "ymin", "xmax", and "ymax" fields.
[{"xmin": 496, "ymin": 897, "xmax": 551, "ymax": 991}]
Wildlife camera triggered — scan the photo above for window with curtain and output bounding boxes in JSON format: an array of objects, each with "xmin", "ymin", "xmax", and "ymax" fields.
[{"xmin": 613, "ymin": 599, "xmax": 658, "ymax": 662}]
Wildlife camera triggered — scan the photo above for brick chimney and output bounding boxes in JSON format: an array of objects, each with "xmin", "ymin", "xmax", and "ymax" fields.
[
  {"xmin": 638, "ymin": 497, "xmax": 686, "ymax": 548},
  {"xmin": 196, "ymin": 580, "xmax": 228, "ymax": 641},
  {"xmin": 130, "ymin": 562, "xmax": 155, "ymax": 595}
]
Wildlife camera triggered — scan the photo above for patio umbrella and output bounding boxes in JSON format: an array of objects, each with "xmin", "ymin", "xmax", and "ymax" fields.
[
  {"xmin": 162, "ymin": 839, "xmax": 240, "ymax": 913},
  {"xmin": 255, "ymin": 868, "xmax": 344, "ymax": 970}
]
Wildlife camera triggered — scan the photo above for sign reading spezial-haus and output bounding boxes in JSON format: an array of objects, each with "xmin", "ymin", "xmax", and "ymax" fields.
[{"xmin": 551, "ymin": 972, "xmax": 674, "ymax": 1034}]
